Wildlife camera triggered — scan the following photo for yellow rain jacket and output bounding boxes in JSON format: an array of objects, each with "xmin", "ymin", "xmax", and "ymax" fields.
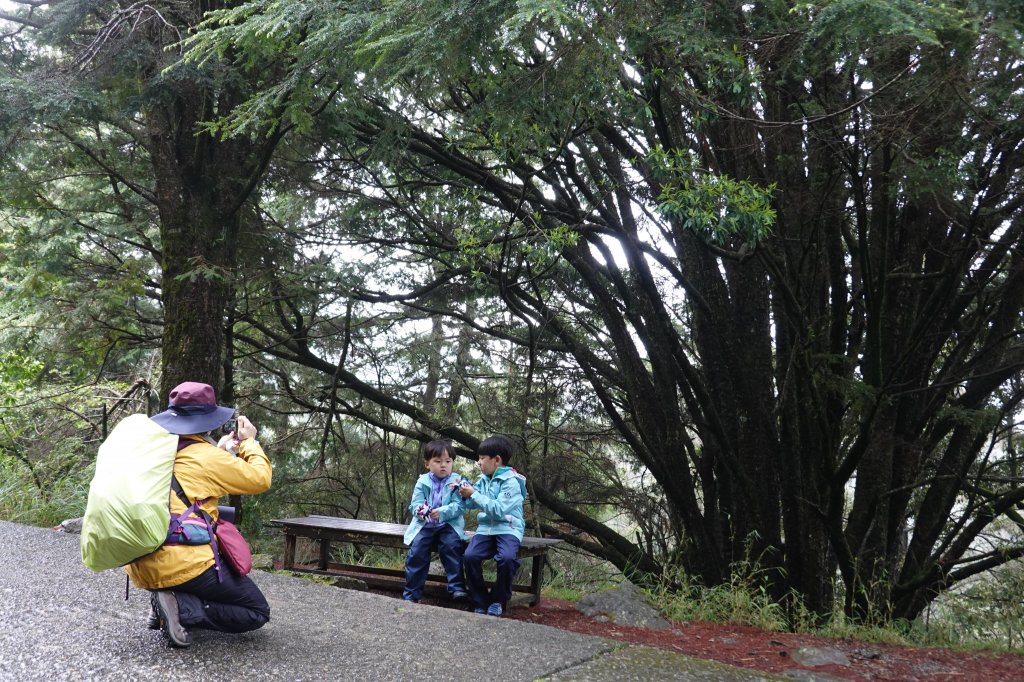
[{"xmin": 125, "ymin": 435, "xmax": 272, "ymax": 589}]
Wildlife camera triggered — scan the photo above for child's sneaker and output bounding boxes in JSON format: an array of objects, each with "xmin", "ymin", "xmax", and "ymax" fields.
[
  {"xmin": 473, "ymin": 607, "xmax": 486, "ymax": 614},
  {"xmin": 451, "ymin": 591, "xmax": 469, "ymax": 601},
  {"xmin": 486, "ymin": 602, "xmax": 503, "ymax": 617}
]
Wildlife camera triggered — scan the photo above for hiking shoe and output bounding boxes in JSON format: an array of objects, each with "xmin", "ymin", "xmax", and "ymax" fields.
[
  {"xmin": 487, "ymin": 602, "xmax": 503, "ymax": 617},
  {"xmin": 146, "ymin": 594, "xmax": 160, "ymax": 630},
  {"xmin": 451, "ymin": 591, "xmax": 469, "ymax": 601},
  {"xmin": 153, "ymin": 590, "xmax": 191, "ymax": 648}
]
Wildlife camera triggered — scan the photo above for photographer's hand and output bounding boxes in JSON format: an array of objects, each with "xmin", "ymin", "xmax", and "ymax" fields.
[{"xmin": 235, "ymin": 415, "xmax": 257, "ymax": 441}]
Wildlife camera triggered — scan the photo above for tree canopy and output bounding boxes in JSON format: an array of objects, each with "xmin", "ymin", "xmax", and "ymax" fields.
[
  {"xmin": 2, "ymin": 0, "xmax": 1023, "ymax": 624},
  {"xmin": 0, "ymin": 0, "xmax": 287, "ymax": 400}
]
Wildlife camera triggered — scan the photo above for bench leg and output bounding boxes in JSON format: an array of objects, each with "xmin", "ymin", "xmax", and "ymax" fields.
[
  {"xmin": 284, "ymin": 534, "xmax": 296, "ymax": 570},
  {"xmin": 319, "ymin": 538, "xmax": 331, "ymax": 570},
  {"xmin": 529, "ymin": 554, "xmax": 543, "ymax": 606}
]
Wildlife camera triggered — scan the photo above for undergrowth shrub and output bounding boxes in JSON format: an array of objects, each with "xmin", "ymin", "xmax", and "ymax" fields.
[
  {"xmin": 914, "ymin": 562, "xmax": 1024, "ymax": 651},
  {"xmin": 644, "ymin": 563, "xmax": 1024, "ymax": 653},
  {"xmin": 0, "ymin": 455, "xmax": 92, "ymax": 527},
  {"xmin": 650, "ymin": 567, "xmax": 789, "ymax": 632}
]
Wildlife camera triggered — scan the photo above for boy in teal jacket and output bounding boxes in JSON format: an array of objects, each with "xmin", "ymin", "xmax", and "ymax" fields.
[
  {"xmin": 402, "ymin": 440, "xmax": 468, "ymax": 602},
  {"xmin": 459, "ymin": 435, "xmax": 527, "ymax": 617}
]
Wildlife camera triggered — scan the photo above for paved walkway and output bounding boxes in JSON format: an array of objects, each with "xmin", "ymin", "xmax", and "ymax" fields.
[{"xmin": 0, "ymin": 520, "xmax": 781, "ymax": 681}]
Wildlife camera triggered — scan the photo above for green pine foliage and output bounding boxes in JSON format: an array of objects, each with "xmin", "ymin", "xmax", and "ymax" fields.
[{"xmin": 2, "ymin": 0, "xmax": 1023, "ymax": 642}]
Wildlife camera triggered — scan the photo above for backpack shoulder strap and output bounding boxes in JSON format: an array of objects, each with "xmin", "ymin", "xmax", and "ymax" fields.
[
  {"xmin": 170, "ymin": 475, "xmax": 190, "ymax": 507},
  {"xmin": 168, "ymin": 474, "xmax": 223, "ymax": 578},
  {"xmin": 170, "ymin": 475, "xmax": 213, "ymax": 515},
  {"xmin": 168, "ymin": 444, "xmax": 226, "ymax": 581}
]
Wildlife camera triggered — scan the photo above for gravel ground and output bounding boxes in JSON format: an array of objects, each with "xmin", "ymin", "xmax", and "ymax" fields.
[{"xmin": 0, "ymin": 520, "xmax": 781, "ymax": 682}]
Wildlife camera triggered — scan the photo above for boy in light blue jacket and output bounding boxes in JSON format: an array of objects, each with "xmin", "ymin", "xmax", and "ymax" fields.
[
  {"xmin": 459, "ymin": 435, "xmax": 527, "ymax": 617},
  {"xmin": 402, "ymin": 440, "xmax": 468, "ymax": 602}
]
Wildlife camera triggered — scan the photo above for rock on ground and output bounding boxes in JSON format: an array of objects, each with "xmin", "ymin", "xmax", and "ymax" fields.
[{"xmin": 577, "ymin": 582, "xmax": 671, "ymax": 629}]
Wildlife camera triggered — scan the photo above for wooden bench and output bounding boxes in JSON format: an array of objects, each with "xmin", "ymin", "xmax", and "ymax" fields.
[{"xmin": 272, "ymin": 515, "xmax": 563, "ymax": 607}]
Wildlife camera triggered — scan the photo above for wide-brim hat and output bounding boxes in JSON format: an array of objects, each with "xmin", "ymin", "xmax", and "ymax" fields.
[{"xmin": 150, "ymin": 381, "xmax": 235, "ymax": 435}]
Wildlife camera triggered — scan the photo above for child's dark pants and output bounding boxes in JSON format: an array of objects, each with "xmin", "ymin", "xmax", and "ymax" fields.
[
  {"xmin": 403, "ymin": 523, "xmax": 467, "ymax": 601},
  {"xmin": 463, "ymin": 533, "xmax": 522, "ymax": 608}
]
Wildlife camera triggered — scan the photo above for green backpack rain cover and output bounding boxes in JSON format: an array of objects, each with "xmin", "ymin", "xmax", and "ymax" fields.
[{"xmin": 80, "ymin": 414, "xmax": 177, "ymax": 571}]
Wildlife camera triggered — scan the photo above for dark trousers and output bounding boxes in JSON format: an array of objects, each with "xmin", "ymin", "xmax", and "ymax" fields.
[
  {"xmin": 403, "ymin": 524, "xmax": 466, "ymax": 600},
  {"xmin": 463, "ymin": 533, "xmax": 521, "ymax": 608},
  {"xmin": 171, "ymin": 565, "xmax": 270, "ymax": 633}
]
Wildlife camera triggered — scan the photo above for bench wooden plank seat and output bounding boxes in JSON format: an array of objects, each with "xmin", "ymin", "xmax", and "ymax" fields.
[{"xmin": 272, "ymin": 515, "xmax": 563, "ymax": 607}]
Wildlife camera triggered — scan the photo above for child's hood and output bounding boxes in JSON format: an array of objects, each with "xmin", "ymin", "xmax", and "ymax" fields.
[
  {"xmin": 420, "ymin": 471, "xmax": 464, "ymax": 490},
  {"xmin": 480, "ymin": 466, "xmax": 527, "ymax": 498}
]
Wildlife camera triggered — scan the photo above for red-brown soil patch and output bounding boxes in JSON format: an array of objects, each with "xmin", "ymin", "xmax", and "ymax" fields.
[
  {"xmin": 504, "ymin": 597, "xmax": 1024, "ymax": 681},
  {"xmin": 295, "ymin": 559, "xmax": 1024, "ymax": 681}
]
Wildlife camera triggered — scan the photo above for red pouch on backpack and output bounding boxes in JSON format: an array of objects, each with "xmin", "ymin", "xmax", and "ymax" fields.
[{"xmin": 215, "ymin": 520, "xmax": 253, "ymax": 576}]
